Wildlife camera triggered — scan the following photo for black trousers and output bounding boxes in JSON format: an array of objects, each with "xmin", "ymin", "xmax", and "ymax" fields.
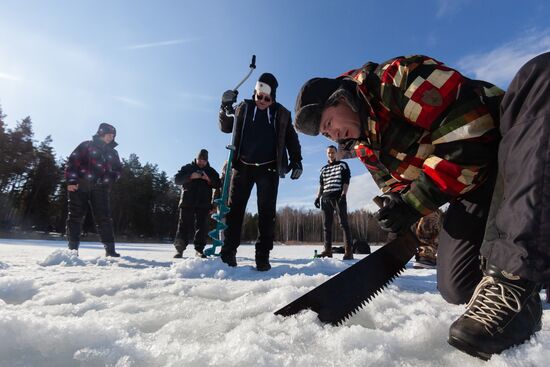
[
  {"xmin": 480, "ymin": 52, "xmax": 550, "ymax": 284},
  {"xmin": 438, "ymin": 52, "xmax": 550, "ymax": 304},
  {"xmin": 174, "ymin": 206, "xmax": 210, "ymax": 252},
  {"xmin": 223, "ymin": 163, "xmax": 279, "ymax": 254},
  {"xmin": 321, "ymin": 195, "xmax": 352, "ymax": 247},
  {"xmin": 66, "ymin": 186, "xmax": 115, "ymax": 250},
  {"xmin": 437, "ymin": 171, "xmax": 495, "ymax": 305}
]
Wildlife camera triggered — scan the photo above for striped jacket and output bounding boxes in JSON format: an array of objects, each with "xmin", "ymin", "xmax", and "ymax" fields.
[
  {"xmin": 340, "ymin": 55, "xmax": 504, "ymax": 215},
  {"xmin": 319, "ymin": 160, "xmax": 350, "ymax": 197}
]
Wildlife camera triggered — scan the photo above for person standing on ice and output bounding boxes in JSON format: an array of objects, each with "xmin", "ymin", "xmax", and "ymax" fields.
[
  {"xmin": 65, "ymin": 123, "xmax": 122, "ymax": 257},
  {"xmin": 219, "ymin": 73, "xmax": 303, "ymax": 271},
  {"xmin": 314, "ymin": 145, "xmax": 353, "ymax": 260},
  {"xmin": 293, "ymin": 53, "xmax": 549, "ymax": 360},
  {"xmin": 173, "ymin": 149, "xmax": 220, "ymax": 258}
]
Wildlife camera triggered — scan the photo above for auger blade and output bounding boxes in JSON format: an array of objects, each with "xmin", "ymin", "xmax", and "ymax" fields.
[{"xmin": 274, "ymin": 230, "xmax": 419, "ymax": 325}]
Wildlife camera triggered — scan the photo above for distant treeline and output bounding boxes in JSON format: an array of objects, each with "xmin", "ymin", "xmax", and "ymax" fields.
[{"xmin": 0, "ymin": 105, "xmax": 386, "ymax": 243}]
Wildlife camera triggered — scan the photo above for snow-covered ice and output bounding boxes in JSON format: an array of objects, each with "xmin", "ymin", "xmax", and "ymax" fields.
[{"xmin": 0, "ymin": 238, "xmax": 548, "ymax": 367}]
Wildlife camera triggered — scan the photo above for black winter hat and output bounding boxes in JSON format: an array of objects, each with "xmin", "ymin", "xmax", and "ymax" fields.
[
  {"xmin": 256, "ymin": 72, "xmax": 279, "ymax": 99},
  {"xmin": 197, "ymin": 149, "xmax": 209, "ymax": 161},
  {"xmin": 96, "ymin": 123, "xmax": 117, "ymax": 137},
  {"xmin": 294, "ymin": 78, "xmax": 344, "ymax": 136}
]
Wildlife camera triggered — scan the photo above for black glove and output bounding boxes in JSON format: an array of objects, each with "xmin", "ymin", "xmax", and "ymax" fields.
[
  {"xmin": 289, "ymin": 161, "xmax": 303, "ymax": 180},
  {"xmin": 339, "ymin": 193, "xmax": 346, "ymax": 203},
  {"xmin": 314, "ymin": 197, "xmax": 320, "ymax": 209},
  {"xmin": 221, "ymin": 90, "xmax": 238, "ymax": 108},
  {"xmin": 374, "ymin": 193, "xmax": 422, "ymax": 233}
]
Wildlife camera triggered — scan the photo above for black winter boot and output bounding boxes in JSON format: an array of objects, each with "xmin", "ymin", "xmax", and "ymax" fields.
[
  {"xmin": 220, "ymin": 248, "xmax": 237, "ymax": 267},
  {"xmin": 195, "ymin": 247, "xmax": 206, "ymax": 259},
  {"xmin": 255, "ymin": 251, "xmax": 271, "ymax": 272},
  {"xmin": 104, "ymin": 243, "xmax": 120, "ymax": 257},
  {"xmin": 173, "ymin": 244, "xmax": 185, "ymax": 258},
  {"xmin": 448, "ymin": 263, "xmax": 542, "ymax": 360}
]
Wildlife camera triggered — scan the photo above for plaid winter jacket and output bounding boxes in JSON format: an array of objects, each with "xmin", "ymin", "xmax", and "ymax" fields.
[
  {"xmin": 65, "ymin": 135, "xmax": 122, "ymax": 187},
  {"xmin": 341, "ymin": 55, "xmax": 504, "ymax": 215}
]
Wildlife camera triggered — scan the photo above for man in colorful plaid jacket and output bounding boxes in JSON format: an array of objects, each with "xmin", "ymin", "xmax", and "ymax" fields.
[{"xmin": 294, "ymin": 53, "xmax": 549, "ymax": 360}]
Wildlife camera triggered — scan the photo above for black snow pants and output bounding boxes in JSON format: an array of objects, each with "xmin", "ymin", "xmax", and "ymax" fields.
[
  {"xmin": 222, "ymin": 162, "xmax": 279, "ymax": 255},
  {"xmin": 66, "ymin": 184, "xmax": 115, "ymax": 251},
  {"xmin": 321, "ymin": 195, "xmax": 352, "ymax": 248},
  {"xmin": 174, "ymin": 206, "xmax": 210, "ymax": 252},
  {"xmin": 438, "ymin": 52, "xmax": 550, "ymax": 305}
]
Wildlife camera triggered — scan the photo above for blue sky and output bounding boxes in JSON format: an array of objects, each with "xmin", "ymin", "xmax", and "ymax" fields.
[{"xmin": 1, "ymin": 0, "xmax": 550, "ymax": 213}]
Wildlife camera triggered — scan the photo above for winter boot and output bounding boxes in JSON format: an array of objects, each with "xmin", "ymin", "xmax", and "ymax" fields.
[
  {"xmin": 343, "ymin": 244, "xmax": 354, "ymax": 260},
  {"xmin": 255, "ymin": 251, "xmax": 271, "ymax": 272},
  {"xmin": 195, "ymin": 247, "xmax": 206, "ymax": 259},
  {"xmin": 413, "ymin": 245, "xmax": 437, "ymax": 269},
  {"xmin": 104, "ymin": 243, "xmax": 121, "ymax": 257},
  {"xmin": 448, "ymin": 263, "xmax": 542, "ymax": 360},
  {"xmin": 68, "ymin": 242, "xmax": 79, "ymax": 251},
  {"xmin": 173, "ymin": 244, "xmax": 185, "ymax": 258},
  {"xmin": 319, "ymin": 244, "xmax": 333, "ymax": 258},
  {"xmin": 220, "ymin": 248, "xmax": 237, "ymax": 267}
]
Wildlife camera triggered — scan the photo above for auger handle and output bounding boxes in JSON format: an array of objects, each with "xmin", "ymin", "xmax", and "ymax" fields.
[{"xmin": 232, "ymin": 54, "xmax": 257, "ymax": 91}]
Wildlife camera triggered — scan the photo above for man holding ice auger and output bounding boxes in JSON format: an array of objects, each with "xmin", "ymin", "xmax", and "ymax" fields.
[{"xmin": 293, "ymin": 53, "xmax": 550, "ymax": 360}]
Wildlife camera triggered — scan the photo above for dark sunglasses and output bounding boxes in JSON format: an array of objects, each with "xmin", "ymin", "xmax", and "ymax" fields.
[{"xmin": 256, "ymin": 94, "xmax": 272, "ymax": 103}]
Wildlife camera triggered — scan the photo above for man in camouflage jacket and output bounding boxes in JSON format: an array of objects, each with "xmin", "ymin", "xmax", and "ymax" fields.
[
  {"xmin": 294, "ymin": 54, "xmax": 549, "ymax": 359},
  {"xmin": 65, "ymin": 123, "xmax": 122, "ymax": 257}
]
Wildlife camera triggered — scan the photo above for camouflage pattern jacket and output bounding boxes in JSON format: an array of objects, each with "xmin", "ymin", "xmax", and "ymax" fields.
[{"xmin": 341, "ymin": 55, "xmax": 504, "ymax": 215}]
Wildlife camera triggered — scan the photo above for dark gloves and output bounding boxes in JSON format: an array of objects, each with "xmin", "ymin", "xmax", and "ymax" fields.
[
  {"xmin": 374, "ymin": 193, "xmax": 422, "ymax": 234},
  {"xmin": 221, "ymin": 90, "xmax": 238, "ymax": 108},
  {"xmin": 289, "ymin": 161, "xmax": 303, "ymax": 180},
  {"xmin": 339, "ymin": 193, "xmax": 346, "ymax": 203},
  {"xmin": 314, "ymin": 197, "xmax": 320, "ymax": 209}
]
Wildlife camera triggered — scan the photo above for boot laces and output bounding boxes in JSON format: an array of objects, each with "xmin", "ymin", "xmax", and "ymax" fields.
[{"xmin": 464, "ymin": 275, "xmax": 525, "ymax": 332}]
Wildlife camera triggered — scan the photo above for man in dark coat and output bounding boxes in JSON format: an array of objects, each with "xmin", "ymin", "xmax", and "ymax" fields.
[
  {"xmin": 173, "ymin": 149, "xmax": 220, "ymax": 258},
  {"xmin": 219, "ymin": 72, "xmax": 303, "ymax": 271},
  {"xmin": 293, "ymin": 53, "xmax": 549, "ymax": 360},
  {"xmin": 65, "ymin": 123, "xmax": 122, "ymax": 257}
]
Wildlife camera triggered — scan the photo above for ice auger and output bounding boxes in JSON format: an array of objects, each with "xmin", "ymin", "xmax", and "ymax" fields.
[{"xmin": 204, "ymin": 55, "xmax": 256, "ymax": 257}]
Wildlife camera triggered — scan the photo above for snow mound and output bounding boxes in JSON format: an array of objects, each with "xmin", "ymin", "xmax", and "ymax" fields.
[
  {"xmin": 38, "ymin": 249, "xmax": 86, "ymax": 267},
  {"xmin": 0, "ymin": 277, "xmax": 38, "ymax": 304}
]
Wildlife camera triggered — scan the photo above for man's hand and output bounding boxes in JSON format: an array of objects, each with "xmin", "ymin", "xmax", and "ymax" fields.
[
  {"xmin": 374, "ymin": 193, "xmax": 422, "ymax": 233},
  {"xmin": 289, "ymin": 161, "xmax": 303, "ymax": 180},
  {"xmin": 221, "ymin": 90, "xmax": 238, "ymax": 108},
  {"xmin": 190, "ymin": 172, "xmax": 203, "ymax": 180},
  {"xmin": 339, "ymin": 193, "xmax": 346, "ymax": 203},
  {"xmin": 314, "ymin": 197, "xmax": 321, "ymax": 209},
  {"xmin": 67, "ymin": 184, "xmax": 79, "ymax": 192},
  {"xmin": 201, "ymin": 172, "xmax": 211, "ymax": 184}
]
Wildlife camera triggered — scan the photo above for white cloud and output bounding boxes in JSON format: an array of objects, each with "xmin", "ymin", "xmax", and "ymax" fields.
[
  {"xmin": 112, "ymin": 96, "xmax": 147, "ymax": 108},
  {"xmin": 346, "ymin": 173, "xmax": 382, "ymax": 213},
  {"xmin": 124, "ymin": 38, "xmax": 197, "ymax": 50},
  {"xmin": 0, "ymin": 72, "xmax": 20, "ymax": 81},
  {"xmin": 435, "ymin": 0, "xmax": 471, "ymax": 18},
  {"xmin": 457, "ymin": 29, "xmax": 550, "ymax": 87}
]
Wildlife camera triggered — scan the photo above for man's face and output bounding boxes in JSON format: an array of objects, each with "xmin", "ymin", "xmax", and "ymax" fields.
[
  {"xmin": 196, "ymin": 158, "xmax": 207, "ymax": 168},
  {"xmin": 326, "ymin": 147, "xmax": 337, "ymax": 162},
  {"xmin": 319, "ymin": 99, "xmax": 361, "ymax": 142},
  {"xmin": 101, "ymin": 133, "xmax": 115, "ymax": 144},
  {"xmin": 254, "ymin": 92, "xmax": 273, "ymax": 110}
]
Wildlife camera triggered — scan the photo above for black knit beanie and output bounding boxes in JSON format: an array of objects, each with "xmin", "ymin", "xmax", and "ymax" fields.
[{"xmin": 197, "ymin": 149, "xmax": 209, "ymax": 161}]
